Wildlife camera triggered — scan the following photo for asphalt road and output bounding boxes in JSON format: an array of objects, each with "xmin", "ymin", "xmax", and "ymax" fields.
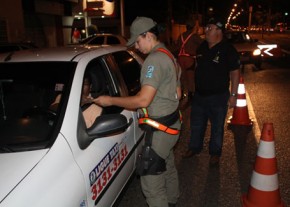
[
  {"xmin": 115, "ymin": 58, "xmax": 290, "ymax": 207},
  {"xmin": 243, "ymin": 59, "xmax": 290, "ymax": 207}
]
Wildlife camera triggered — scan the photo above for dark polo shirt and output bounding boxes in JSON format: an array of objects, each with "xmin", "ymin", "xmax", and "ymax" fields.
[{"xmin": 195, "ymin": 39, "xmax": 240, "ymax": 96}]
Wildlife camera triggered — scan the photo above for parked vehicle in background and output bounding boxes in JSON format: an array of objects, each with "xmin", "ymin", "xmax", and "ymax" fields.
[
  {"xmin": 0, "ymin": 45, "xmax": 144, "ymax": 207},
  {"xmin": 0, "ymin": 42, "xmax": 38, "ymax": 53},
  {"xmin": 71, "ymin": 33, "xmax": 127, "ymax": 46},
  {"xmin": 230, "ymin": 25, "xmax": 241, "ymax": 31},
  {"xmin": 224, "ymin": 30, "xmax": 262, "ymax": 69},
  {"xmin": 274, "ymin": 23, "xmax": 287, "ymax": 33}
]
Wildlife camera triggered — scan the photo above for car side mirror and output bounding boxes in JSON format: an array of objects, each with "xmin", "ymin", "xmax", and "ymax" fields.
[
  {"xmin": 87, "ymin": 114, "xmax": 130, "ymax": 136},
  {"xmin": 77, "ymin": 111, "xmax": 131, "ymax": 149}
]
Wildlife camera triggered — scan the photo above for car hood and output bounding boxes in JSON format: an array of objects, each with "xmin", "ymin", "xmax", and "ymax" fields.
[
  {"xmin": 233, "ymin": 42, "xmax": 258, "ymax": 52},
  {"xmin": 0, "ymin": 149, "xmax": 48, "ymax": 201}
]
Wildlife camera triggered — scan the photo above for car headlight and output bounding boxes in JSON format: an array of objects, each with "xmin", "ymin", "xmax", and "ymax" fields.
[{"xmin": 253, "ymin": 49, "xmax": 261, "ymax": 56}]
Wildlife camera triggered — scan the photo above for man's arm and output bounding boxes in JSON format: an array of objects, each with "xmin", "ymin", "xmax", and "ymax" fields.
[{"xmin": 228, "ymin": 69, "xmax": 240, "ymax": 108}]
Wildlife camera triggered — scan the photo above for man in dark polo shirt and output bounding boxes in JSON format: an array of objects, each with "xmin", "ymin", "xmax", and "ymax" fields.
[{"xmin": 183, "ymin": 17, "xmax": 240, "ymax": 165}]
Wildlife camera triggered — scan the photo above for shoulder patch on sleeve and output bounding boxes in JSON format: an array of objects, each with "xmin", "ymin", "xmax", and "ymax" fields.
[{"xmin": 145, "ymin": 65, "xmax": 155, "ymax": 78}]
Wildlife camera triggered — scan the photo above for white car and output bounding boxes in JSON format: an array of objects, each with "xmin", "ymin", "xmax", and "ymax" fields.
[
  {"xmin": 224, "ymin": 30, "xmax": 262, "ymax": 69},
  {"xmin": 0, "ymin": 42, "xmax": 38, "ymax": 53},
  {"xmin": 0, "ymin": 45, "xmax": 144, "ymax": 207},
  {"xmin": 76, "ymin": 33, "xmax": 127, "ymax": 46}
]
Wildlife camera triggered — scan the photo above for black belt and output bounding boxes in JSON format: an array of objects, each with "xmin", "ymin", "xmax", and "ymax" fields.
[{"xmin": 153, "ymin": 109, "xmax": 180, "ymax": 126}]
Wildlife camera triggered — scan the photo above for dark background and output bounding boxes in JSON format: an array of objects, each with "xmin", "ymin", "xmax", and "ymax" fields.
[{"xmin": 124, "ymin": 0, "xmax": 290, "ymax": 27}]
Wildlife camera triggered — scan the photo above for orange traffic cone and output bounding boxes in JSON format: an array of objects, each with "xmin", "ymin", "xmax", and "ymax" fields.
[
  {"xmin": 227, "ymin": 76, "xmax": 253, "ymax": 126},
  {"xmin": 241, "ymin": 123, "xmax": 285, "ymax": 207}
]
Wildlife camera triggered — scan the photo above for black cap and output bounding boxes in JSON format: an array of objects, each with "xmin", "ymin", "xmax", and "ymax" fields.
[{"xmin": 207, "ymin": 17, "xmax": 224, "ymax": 30}]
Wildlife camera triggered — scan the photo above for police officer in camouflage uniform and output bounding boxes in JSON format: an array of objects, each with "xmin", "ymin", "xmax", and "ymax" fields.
[{"xmin": 94, "ymin": 16, "xmax": 182, "ymax": 207}]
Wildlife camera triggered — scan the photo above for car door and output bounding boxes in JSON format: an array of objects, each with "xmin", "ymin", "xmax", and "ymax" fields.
[
  {"xmin": 109, "ymin": 49, "xmax": 145, "ymax": 146},
  {"xmin": 71, "ymin": 55, "xmax": 138, "ymax": 207}
]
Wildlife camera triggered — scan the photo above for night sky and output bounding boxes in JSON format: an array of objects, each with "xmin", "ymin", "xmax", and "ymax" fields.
[{"xmin": 123, "ymin": 0, "xmax": 289, "ymax": 26}]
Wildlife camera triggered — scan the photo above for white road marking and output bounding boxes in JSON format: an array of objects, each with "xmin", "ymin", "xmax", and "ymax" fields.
[{"xmin": 246, "ymin": 91, "xmax": 261, "ymax": 145}]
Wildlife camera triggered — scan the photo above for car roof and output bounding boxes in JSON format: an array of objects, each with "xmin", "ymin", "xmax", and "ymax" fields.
[
  {"xmin": 79, "ymin": 33, "xmax": 127, "ymax": 44},
  {"xmin": 0, "ymin": 42, "xmax": 38, "ymax": 54},
  {"xmin": 87, "ymin": 33, "xmax": 126, "ymax": 38},
  {"xmin": 94, "ymin": 33, "xmax": 123, "ymax": 36},
  {"xmin": 0, "ymin": 45, "xmax": 127, "ymax": 62}
]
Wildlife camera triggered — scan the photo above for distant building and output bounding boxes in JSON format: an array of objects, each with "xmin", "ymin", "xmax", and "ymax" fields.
[{"xmin": 0, "ymin": 0, "xmax": 122, "ymax": 47}]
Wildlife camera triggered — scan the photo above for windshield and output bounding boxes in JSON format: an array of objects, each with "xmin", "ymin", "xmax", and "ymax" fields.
[
  {"xmin": 0, "ymin": 62, "xmax": 76, "ymax": 152},
  {"xmin": 225, "ymin": 32, "xmax": 253, "ymax": 43}
]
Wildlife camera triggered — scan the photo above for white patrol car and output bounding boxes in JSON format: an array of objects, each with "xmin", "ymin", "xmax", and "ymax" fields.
[{"xmin": 0, "ymin": 45, "xmax": 144, "ymax": 207}]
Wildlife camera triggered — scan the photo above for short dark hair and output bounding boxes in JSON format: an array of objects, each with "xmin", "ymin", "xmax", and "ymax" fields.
[{"xmin": 148, "ymin": 24, "xmax": 166, "ymax": 37}]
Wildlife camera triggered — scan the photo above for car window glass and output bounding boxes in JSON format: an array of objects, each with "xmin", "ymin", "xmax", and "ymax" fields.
[
  {"xmin": 89, "ymin": 36, "xmax": 104, "ymax": 45},
  {"xmin": 106, "ymin": 36, "xmax": 120, "ymax": 45},
  {"xmin": 80, "ymin": 67, "xmax": 104, "ymax": 128},
  {"xmin": 232, "ymin": 33, "xmax": 243, "ymax": 43},
  {"xmin": 84, "ymin": 59, "xmax": 123, "ymax": 117},
  {"xmin": 225, "ymin": 32, "xmax": 254, "ymax": 44},
  {"xmin": 79, "ymin": 36, "xmax": 95, "ymax": 44},
  {"xmin": 225, "ymin": 33, "xmax": 232, "ymax": 40},
  {"xmin": 111, "ymin": 51, "xmax": 141, "ymax": 96},
  {"xmin": 0, "ymin": 62, "xmax": 75, "ymax": 152},
  {"xmin": 19, "ymin": 45, "xmax": 30, "ymax": 49}
]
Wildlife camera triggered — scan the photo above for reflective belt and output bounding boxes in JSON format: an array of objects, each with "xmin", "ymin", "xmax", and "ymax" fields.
[{"xmin": 138, "ymin": 108, "xmax": 182, "ymax": 135}]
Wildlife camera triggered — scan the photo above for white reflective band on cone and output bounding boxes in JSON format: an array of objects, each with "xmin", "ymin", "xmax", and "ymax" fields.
[
  {"xmin": 236, "ymin": 99, "xmax": 247, "ymax": 107},
  {"xmin": 238, "ymin": 84, "xmax": 245, "ymax": 94},
  {"xmin": 257, "ymin": 140, "xmax": 276, "ymax": 158},
  {"xmin": 251, "ymin": 171, "xmax": 278, "ymax": 191}
]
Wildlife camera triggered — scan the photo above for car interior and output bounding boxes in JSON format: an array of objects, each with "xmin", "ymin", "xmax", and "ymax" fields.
[{"xmin": 0, "ymin": 62, "xmax": 74, "ymax": 151}]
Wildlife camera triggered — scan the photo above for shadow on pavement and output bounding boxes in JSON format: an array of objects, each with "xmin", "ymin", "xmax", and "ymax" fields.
[{"xmin": 228, "ymin": 125, "xmax": 258, "ymax": 194}]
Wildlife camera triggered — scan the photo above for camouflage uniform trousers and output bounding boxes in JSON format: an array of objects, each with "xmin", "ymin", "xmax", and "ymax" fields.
[{"xmin": 140, "ymin": 120, "xmax": 181, "ymax": 207}]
